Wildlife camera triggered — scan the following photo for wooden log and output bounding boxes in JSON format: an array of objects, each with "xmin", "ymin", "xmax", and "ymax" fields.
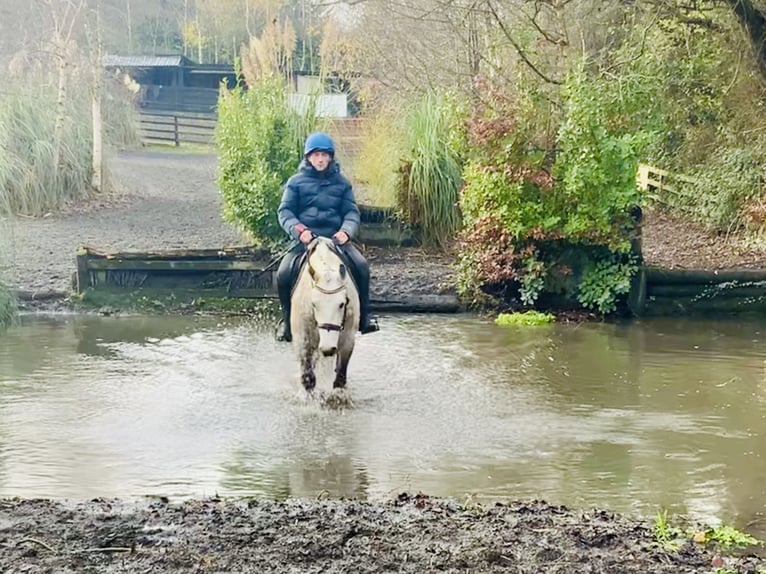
[
  {"xmin": 370, "ymin": 294, "xmax": 461, "ymax": 313},
  {"xmin": 645, "ymin": 266, "xmax": 766, "ymax": 285},
  {"xmin": 643, "ymin": 295, "xmax": 766, "ymax": 315},
  {"xmin": 86, "ymin": 259, "xmax": 272, "ymax": 271},
  {"xmin": 80, "ymin": 245, "xmax": 271, "ymax": 261},
  {"xmin": 648, "ymin": 284, "xmax": 766, "ymax": 298}
]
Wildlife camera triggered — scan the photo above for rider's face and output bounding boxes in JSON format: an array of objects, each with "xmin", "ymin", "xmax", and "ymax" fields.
[{"xmin": 307, "ymin": 150, "xmax": 332, "ymax": 171}]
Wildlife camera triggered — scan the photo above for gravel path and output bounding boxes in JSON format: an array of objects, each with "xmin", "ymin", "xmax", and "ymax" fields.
[{"xmin": 4, "ymin": 151, "xmax": 243, "ymax": 294}]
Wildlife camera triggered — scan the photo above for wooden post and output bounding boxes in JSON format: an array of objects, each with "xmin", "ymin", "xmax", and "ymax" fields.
[
  {"xmin": 174, "ymin": 115, "xmax": 180, "ymax": 146},
  {"xmin": 75, "ymin": 247, "xmax": 90, "ymax": 293}
]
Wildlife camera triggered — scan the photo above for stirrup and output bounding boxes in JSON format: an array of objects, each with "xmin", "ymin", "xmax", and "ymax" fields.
[
  {"xmin": 275, "ymin": 319, "xmax": 292, "ymax": 342},
  {"xmin": 359, "ymin": 316, "xmax": 380, "ymax": 335}
]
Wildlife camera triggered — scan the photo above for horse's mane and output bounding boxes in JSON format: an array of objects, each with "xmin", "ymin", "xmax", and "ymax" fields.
[{"xmin": 305, "ymin": 237, "xmax": 349, "ymax": 290}]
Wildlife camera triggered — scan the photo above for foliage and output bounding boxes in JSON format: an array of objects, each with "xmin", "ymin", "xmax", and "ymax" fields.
[
  {"xmin": 0, "ymin": 281, "xmax": 16, "ymax": 328},
  {"xmin": 0, "ymin": 84, "xmax": 92, "ymax": 215},
  {"xmin": 706, "ymin": 525, "xmax": 760, "ymax": 551},
  {"xmin": 653, "ymin": 509, "xmax": 760, "ymax": 556},
  {"xmin": 350, "ymin": 106, "xmax": 404, "ymax": 206},
  {"xmin": 652, "ymin": 509, "xmax": 683, "ymax": 551},
  {"xmin": 577, "ymin": 254, "xmax": 638, "ymax": 314},
  {"xmin": 215, "ymin": 75, "xmax": 318, "ymax": 251},
  {"xmin": 456, "ymin": 67, "xmax": 648, "ymax": 314},
  {"xmin": 397, "ymin": 92, "xmax": 464, "ymax": 249},
  {"xmin": 675, "ymin": 147, "xmax": 764, "ymax": 232},
  {"xmin": 495, "ymin": 310, "xmax": 554, "ymax": 326}
]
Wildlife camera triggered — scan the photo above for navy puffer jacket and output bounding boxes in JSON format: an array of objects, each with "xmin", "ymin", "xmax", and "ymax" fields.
[{"xmin": 278, "ymin": 160, "xmax": 361, "ymax": 241}]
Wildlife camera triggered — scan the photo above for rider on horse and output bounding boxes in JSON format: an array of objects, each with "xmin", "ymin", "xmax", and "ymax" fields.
[{"xmin": 275, "ymin": 132, "xmax": 380, "ymax": 343}]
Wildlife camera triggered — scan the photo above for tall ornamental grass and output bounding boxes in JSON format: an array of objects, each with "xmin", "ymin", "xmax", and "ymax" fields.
[
  {"xmin": 0, "ymin": 281, "xmax": 15, "ymax": 328},
  {"xmin": 0, "ymin": 81, "xmax": 92, "ymax": 216},
  {"xmin": 398, "ymin": 93, "xmax": 463, "ymax": 249},
  {"xmin": 350, "ymin": 108, "xmax": 403, "ymax": 206}
]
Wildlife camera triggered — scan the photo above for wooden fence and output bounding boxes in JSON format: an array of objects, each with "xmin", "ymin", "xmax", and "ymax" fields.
[
  {"xmin": 636, "ymin": 164, "xmax": 697, "ymax": 202},
  {"xmin": 139, "ymin": 112, "xmax": 217, "ymax": 146}
]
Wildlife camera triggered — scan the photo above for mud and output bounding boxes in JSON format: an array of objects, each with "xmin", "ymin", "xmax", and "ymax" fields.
[{"xmin": 3, "ymin": 495, "xmax": 763, "ymax": 574}]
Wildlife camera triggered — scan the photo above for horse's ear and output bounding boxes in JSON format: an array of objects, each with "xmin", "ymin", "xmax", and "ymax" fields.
[{"xmin": 339, "ymin": 263, "xmax": 347, "ymax": 279}]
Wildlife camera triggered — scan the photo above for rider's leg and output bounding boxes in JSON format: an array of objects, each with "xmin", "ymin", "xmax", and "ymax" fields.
[
  {"xmin": 341, "ymin": 243, "xmax": 379, "ymax": 334},
  {"xmin": 275, "ymin": 245, "xmax": 302, "ymax": 342}
]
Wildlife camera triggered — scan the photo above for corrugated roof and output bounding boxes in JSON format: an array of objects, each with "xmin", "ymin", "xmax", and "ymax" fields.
[{"xmin": 103, "ymin": 55, "xmax": 190, "ymax": 68}]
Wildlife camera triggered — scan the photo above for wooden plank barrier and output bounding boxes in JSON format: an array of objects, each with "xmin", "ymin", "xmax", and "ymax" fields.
[{"xmin": 76, "ymin": 246, "xmax": 276, "ymax": 298}]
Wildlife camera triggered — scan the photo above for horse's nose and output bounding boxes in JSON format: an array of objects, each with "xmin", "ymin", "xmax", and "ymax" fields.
[{"xmin": 321, "ymin": 347, "xmax": 337, "ymax": 357}]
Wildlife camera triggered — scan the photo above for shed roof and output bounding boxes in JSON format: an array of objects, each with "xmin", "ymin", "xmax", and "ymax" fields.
[{"xmin": 103, "ymin": 55, "xmax": 192, "ymax": 68}]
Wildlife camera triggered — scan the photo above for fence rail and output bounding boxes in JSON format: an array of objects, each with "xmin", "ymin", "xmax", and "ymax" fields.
[
  {"xmin": 139, "ymin": 112, "xmax": 217, "ymax": 146},
  {"xmin": 636, "ymin": 163, "xmax": 697, "ymax": 199}
]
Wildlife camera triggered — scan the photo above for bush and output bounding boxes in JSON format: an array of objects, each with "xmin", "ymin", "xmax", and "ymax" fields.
[
  {"xmin": 216, "ymin": 76, "xmax": 318, "ymax": 251},
  {"xmin": 456, "ymin": 65, "xmax": 650, "ymax": 314}
]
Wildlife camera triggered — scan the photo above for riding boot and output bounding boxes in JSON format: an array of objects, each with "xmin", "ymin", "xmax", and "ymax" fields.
[
  {"xmin": 357, "ymin": 278, "xmax": 380, "ymax": 335},
  {"xmin": 275, "ymin": 305, "xmax": 292, "ymax": 342},
  {"xmin": 275, "ymin": 247, "xmax": 301, "ymax": 343}
]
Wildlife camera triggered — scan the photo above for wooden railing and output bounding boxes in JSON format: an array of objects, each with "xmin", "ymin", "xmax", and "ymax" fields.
[
  {"xmin": 636, "ymin": 164, "xmax": 697, "ymax": 201},
  {"xmin": 139, "ymin": 112, "xmax": 217, "ymax": 146}
]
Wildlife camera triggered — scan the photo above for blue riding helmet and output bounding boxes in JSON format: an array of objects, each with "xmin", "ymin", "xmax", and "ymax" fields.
[{"xmin": 304, "ymin": 132, "xmax": 335, "ymax": 157}]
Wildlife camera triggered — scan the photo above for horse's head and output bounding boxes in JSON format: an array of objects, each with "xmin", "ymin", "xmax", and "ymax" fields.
[{"xmin": 307, "ymin": 237, "xmax": 350, "ymax": 356}]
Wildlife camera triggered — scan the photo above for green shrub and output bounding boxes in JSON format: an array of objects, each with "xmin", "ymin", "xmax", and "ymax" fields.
[
  {"xmin": 457, "ymin": 64, "xmax": 650, "ymax": 314},
  {"xmin": 215, "ymin": 76, "xmax": 318, "ymax": 251}
]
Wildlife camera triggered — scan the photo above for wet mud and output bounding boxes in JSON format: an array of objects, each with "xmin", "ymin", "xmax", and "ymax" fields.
[{"xmin": 3, "ymin": 495, "xmax": 763, "ymax": 573}]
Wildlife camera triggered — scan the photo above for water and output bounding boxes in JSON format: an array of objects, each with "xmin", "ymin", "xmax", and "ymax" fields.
[{"xmin": 1, "ymin": 312, "xmax": 765, "ymax": 535}]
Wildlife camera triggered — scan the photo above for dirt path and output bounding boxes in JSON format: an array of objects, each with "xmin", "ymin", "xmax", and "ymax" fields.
[
  {"xmin": 4, "ymin": 151, "xmax": 243, "ymax": 295},
  {"xmin": 3, "ymin": 150, "xmax": 456, "ymax": 302},
  {"xmin": 2, "ymin": 496, "xmax": 763, "ymax": 573}
]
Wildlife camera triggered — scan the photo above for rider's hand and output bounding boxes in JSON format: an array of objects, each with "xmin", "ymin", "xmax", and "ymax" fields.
[
  {"xmin": 333, "ymin": 231, "xmax": 349, "ymax": 245},
  {"xmin": 299, "ymin": 229, "xmax": 314, "ymax": 244}
]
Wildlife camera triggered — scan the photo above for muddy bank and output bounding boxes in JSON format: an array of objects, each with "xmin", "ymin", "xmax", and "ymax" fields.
[{"xmin": 2, "ymin": 495, "xmax": 762, "ymax": 573}]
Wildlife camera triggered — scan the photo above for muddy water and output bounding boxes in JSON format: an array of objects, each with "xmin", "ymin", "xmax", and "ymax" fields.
[{"xmin": 1, "ymin": 313, "xmax": 765, "ymax": 533}]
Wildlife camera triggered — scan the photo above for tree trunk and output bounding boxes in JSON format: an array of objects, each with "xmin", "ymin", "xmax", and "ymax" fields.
[
  {"xmin": 727, "ymin": 0, "xmax": 766, "ymax": 72},
  {"xmin": 52, "ymin": 37, "xmax": 67, "ymax": 178}
]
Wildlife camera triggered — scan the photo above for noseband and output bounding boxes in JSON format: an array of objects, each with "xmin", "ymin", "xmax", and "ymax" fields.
[{"xmin": 311, "ymin": 272, "xmax": 348, "ymax": 333}]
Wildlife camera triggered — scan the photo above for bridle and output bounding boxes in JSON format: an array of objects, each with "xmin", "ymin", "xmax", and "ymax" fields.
[{"xmin": 310, "ymin": 264, "xmax": 349, "ymax": 333}]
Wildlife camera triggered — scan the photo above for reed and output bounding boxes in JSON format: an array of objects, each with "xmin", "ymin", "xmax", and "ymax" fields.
[
  {"xmin": 0, "ymin": 83, "xmax": 92, "ymax": 215},
  {"xmin": 399, "ymin": 93, "xmax": 462, "ymax": 249},
  {"xmin": 350, "ymin": 108, "xmax": 403, "ymax": 206}
]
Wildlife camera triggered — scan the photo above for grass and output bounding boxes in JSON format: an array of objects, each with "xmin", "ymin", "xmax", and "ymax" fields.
[
  {"xmin": 0, "ymin": 85, "xmax": 92, "ymax": 216},
  {"xmin": 75, "ymin": 288, "xmax": 280, "ymax": 318},
  {"xmin": 652, "ymin": 509, "xmax": 761, "ymax": 553},
  {"xmin": 0, "ymin": 282, "xmax": 16, "ymax": 328},
  {"xmin": 398, "ymin": 93, "xmax": 462, "ymax": 249},
  {"xmin": 349, "ymin": 110, "xmax": 403, "ymax": 207}
]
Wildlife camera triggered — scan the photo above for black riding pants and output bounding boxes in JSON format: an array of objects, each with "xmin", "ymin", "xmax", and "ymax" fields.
[{"xmin": 275, "ymin": 241, "xmax": 372, "ymax": 318}]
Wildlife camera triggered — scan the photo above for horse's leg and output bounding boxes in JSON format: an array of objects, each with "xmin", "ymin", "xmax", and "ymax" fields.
[
  {"xmin": 333, "ymin": 344, "xmax": 353, "ymax": 389},
  {"xmin": 300, "ymin": 341, "xmax": 316, "ymax": 392}
]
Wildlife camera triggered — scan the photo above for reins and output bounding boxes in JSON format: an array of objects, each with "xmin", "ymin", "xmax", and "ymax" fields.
[{"xmin": 306, "ymin": 239, "xmax": 350, "ymax": 332}]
